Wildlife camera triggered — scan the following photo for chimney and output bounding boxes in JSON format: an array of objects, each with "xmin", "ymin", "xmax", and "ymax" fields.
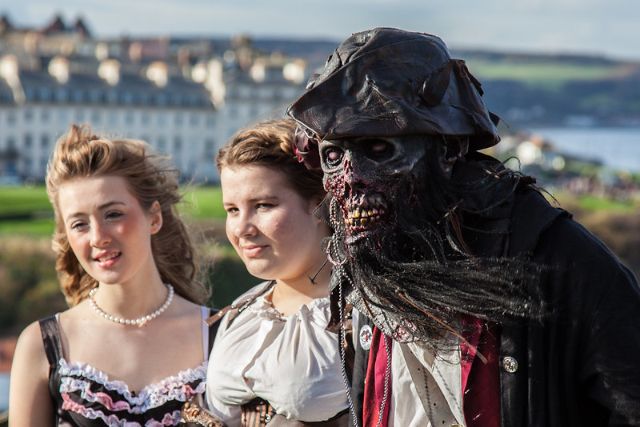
[
  {"xmin": 48, "ymin": 56, "xmax": 70, "ymax": 84},
  {"xmin": 283, "ymin": 59, "xmax": 306, "ymax": 84},
  {"xmin": 0, "ymin": 54, "xmax": 25, "ymax": 104},
  {"xmin": 98, "ymin": 59, "xmax": 120, "ymax": 86},
  {"xmin": 249, "ymin": 59, "xmax": 266, "ymax": 83},
  {"xmin": 146, "ymin": 61, "xmax": 168, "ymax": 87},
  {"xmin": 0, "ymin": 55, "xmax": 19, "ymax": 83}
]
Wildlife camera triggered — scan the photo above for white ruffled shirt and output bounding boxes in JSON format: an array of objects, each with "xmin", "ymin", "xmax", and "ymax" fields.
[{"xmin": 206, "ymin": 283, "xmax": 349, "ymax": 426}]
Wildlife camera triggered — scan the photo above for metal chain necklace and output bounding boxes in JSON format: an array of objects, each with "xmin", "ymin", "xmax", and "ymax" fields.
[
  {"xmin": 330, "ymin": 198, "xmax": 361, "ymax": 427},
  {"xmin": 88, "ymin": 284, "xmax": 174, "ymax": 327},
  {"xmin": 330, "ymin": 196, "xmax": 397, "ymax": 427}
]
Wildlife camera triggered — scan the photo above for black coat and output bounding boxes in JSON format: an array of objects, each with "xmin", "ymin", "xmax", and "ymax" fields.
[
  {"xmin": 499, "ymin": 189, "xmax": 640, "ymax": 426},
  {"xmin": 347, "ymin": 188, "xmax": 640, "ymax": 426}
]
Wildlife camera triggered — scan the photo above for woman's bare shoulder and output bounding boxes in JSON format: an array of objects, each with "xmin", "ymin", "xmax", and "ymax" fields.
[{"xmin": 15, "ymin": 318, "xmax": 54, "ymax": 357}]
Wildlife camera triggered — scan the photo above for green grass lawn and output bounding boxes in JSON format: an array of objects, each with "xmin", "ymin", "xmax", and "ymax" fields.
[
  {"xmin": 0, "ymin": 185, "xmax": 226, "ymax": 236},
  {"xmin": 466, "ymin": 59, "xmax": 624, "ymax": 89},
  {"xmin": 181, "ymin": 186, "xmax": 226, "ymax": 219},
  {"xmin": 575, "ymin": 194, "xmax": 638, "ymax": 213},
  {"xmin": 0, "ymin": 186, "xmax": 52, "ymax": 216}
]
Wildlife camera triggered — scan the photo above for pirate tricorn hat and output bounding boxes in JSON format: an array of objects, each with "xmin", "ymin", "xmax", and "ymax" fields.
[{"xmin": 288, "ymin": 27, "xmax": 500, "ymax": 161}]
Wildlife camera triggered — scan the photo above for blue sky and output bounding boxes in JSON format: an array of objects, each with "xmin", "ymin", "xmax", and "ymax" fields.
[{"xmin": 2, "ymin": 0, "xmax": 639, "ymax": 60}]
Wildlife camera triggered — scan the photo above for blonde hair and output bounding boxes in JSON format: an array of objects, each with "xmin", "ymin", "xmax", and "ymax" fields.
[
  {"xmin": 217, "ymin": 118, "xmax": 325, "ymax": 202},
  {"xmin": 46, "ymin": 124, "xmax": 208, "ymax": 306}
]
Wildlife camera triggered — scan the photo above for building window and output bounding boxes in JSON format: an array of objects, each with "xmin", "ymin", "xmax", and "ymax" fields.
[
  {"xmin": 157, "ymin": 137, "xmax": 167, "ymax": 152},
  {"xmin": 22, "ymin": 157, "xmax": 32, "ymax": 172},
  {"xmin": 156, "ymin": 93, "xmax": 167, "ymax": 106},
  {"xmin": 72, "ymin": 90, "xmax": 84, "ymax": 103},
  {"xmin": 24, "ymin": 134, "xmax": 33, "ymax": 149},
  {"xmin": 40, "ymin": 109, "xmax": 50, "ymax": 122},
  {"xmin": 56, "ymin": 89, "xmax": 69, "ymax": 102},
  {"xmin": 206, "ymin": 115, "xmax": 216, "ymax": 128},
  {"xmin": 174, "ymin": 136, "xmax": 182, "ymax": 151},
  {"xmin": 122, "ymin": 92, "xmax": 134, "ymax": 105},
  {"xmin": 75, "ymin": 109, "xmax": 85, "ymax": 122},
  {"xmin": 24, "ymin": 108, "xmax": 34, "ymax": 122},
  {"xmin": 204, "ymin": 139, "xmax": 215, "ymax": 157},
  {"xmin": 189, "ymin": 113, "xmax": 200, "ymax": 126},
  {"xmin": 38, "ymin": 87, "xmax": 52, "ymax": 102},
  {"xmin": 24, "ymin": 87, "xmax": 35, "ymax": 101},
  {"xmin": 125, "ymin": 111, "xmax": 135, "ymax": 125},
  {"xmin": 40, "ymin": 134, "xmax": 49, "ymax": 149},
  {"xmin": 156, "ymin": 112, "xmax": 166, "ymax": 127},
  {"xmin": 188, "ymin": 95, "xmax": 200, "ymax": 106},
  {"xmin": 108, "ymin": 110, "xmax": 118, "ymax": 125},
  {"xmin": 174, "ymin": 113, "xmax": 183, "ymax": 126},
  {"xmin": 91, "ymin": 110, "xmax": 102, "ymax": 124},
  {"xmin": 89, "ymin": 90, "xmax": 102, "ymax": 103},
  {"xmin": 107, "ymin": 90, "xmax": 118, "ymax": 104},
  {"xmin": 57, "ymin": 109, "xmax": 70, "ymax": 123}
]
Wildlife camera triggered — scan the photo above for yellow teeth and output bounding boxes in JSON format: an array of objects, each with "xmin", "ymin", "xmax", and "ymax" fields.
[
  {"xmin": 348, "ymin": 207, "xmax": 385, "ymax": 220},
  {"xmin": 345, "ymin": 208, "xmax": 387, "ymax": 228}
]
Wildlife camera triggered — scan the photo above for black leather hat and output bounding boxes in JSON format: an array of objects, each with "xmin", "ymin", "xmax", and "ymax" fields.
[{"xmin": 288, "ymin": 27, "xmax": 500, "ymax": 151}]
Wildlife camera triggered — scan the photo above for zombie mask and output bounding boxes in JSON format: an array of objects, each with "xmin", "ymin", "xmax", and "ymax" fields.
[{"xmin": 320, "ymin": 136, "xmax": 467, "ymax": 247}]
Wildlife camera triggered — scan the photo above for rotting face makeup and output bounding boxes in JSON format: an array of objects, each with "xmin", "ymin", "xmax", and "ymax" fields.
[
  {"xmin": 319, "ymin": 137, "xmax": 427, "ymax": 244},
  {"xmin": 317, "ymin": 136, "xmax": 469, "ymax": 249}
]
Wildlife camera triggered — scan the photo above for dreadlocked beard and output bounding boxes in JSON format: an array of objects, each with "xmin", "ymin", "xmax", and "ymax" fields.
[{"xmin": 329, "ymin": 155, "xmax": 544, "ymax": 346}]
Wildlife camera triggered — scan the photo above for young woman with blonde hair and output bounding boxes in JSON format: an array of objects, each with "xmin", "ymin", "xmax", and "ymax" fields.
[{"xmin": 9, "ymin": 125, "xmax": 211, "ymax": 426}]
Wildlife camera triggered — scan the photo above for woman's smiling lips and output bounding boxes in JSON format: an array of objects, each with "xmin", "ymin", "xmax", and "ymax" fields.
[
  {"xmin": 93, "ymin": 251, "xmax": 122, "ymax": 268},
  {"xmin": 240, "ymin": 244, "xmax": 268, "ymax": 258}
]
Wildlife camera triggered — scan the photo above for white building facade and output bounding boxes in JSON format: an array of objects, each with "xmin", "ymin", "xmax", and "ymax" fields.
[
  {"xmin": 1, "ymin": 30, "xmax": 309, "ymax": 183},
  {"xmin": 0, "ymin": 54, "xmax": 219, "ymax": 182}
]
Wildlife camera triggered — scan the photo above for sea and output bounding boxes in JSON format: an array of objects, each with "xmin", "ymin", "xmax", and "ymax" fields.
[
  {"xmin": 525, "ymin": 127, "xmax": 640, "ymax": 173},
  {"xmin": 0, "ymin": 373, "xmax": 8, "ymax": 412}
]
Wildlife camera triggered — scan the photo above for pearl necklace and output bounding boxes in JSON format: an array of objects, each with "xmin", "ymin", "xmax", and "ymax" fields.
[{"xmin": 88, "ymin": 284, "xmax": 174, "ymax": 327}]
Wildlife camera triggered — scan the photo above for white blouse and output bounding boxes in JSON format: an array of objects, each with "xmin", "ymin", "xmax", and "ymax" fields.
[{"xmin": 206, "ymin": 283, "xmax": 349, "ymax": 426}]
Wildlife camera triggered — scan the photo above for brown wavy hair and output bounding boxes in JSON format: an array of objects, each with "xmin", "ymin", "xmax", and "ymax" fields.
[
  {"xmin": 216, "ymin": 118, "xmax": 325, "ymax": 203},
  {"xmin": 46, "ymin": 124, "xmax": 208, "ymax": 306}
]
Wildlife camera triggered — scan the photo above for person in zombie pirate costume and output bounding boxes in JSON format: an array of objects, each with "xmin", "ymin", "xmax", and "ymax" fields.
[{"xmin": 287, "ymin": 28, "xmax": 640, "ymax": 427}]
